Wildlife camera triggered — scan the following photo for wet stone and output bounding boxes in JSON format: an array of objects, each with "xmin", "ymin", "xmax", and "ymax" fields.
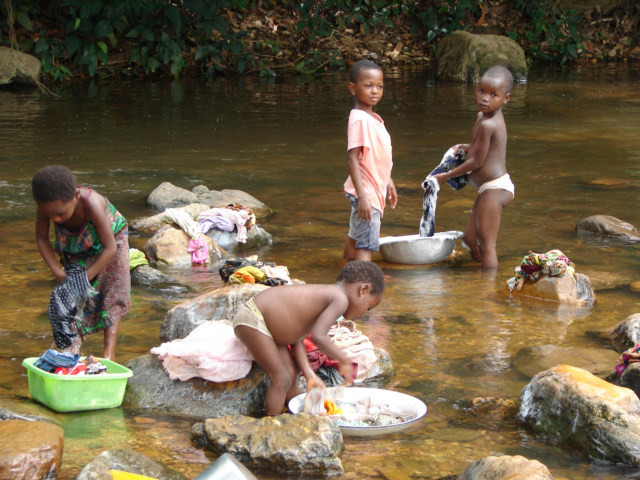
[{"xmin": 191, "ymin": 413, "xmax": 344, "ymax": 476}]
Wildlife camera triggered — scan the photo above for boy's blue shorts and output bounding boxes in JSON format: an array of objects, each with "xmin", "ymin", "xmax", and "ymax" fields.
[{"xmin": 346, "ymin": 193, "xmax": 381, "ymax": 252}]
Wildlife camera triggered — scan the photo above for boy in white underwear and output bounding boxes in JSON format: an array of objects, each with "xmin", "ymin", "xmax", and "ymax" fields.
[
  {"xmin": 233, "ymin": 260, "xmax": 385, "ymax": 415},
  {"xmin": 432, "ymin": 65, "xmax": 514, "ymax": 269}
]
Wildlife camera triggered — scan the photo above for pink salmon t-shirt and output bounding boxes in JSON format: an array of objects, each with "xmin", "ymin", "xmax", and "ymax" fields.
[{"xmin": 343, "ymin": 108, "xmax": 393, "ymax": 215}]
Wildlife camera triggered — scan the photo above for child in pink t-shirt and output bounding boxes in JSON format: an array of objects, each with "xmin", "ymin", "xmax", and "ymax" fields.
[{"xmin": 343, "ymin": 60, "xmax": 397, "ymax": 262}]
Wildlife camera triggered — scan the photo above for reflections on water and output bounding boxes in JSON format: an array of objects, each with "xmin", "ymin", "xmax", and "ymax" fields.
[{"xmin": 0, "ymin": 63, "xmax": 639, "ymax": 479}]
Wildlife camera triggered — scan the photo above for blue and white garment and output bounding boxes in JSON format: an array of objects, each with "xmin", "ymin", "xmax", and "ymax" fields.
[
  {"xmin": 419, "ymin": 148, "xmax": 469, "ymax": 237},
  {"xmin": 47, "ymin": 263, "xmax": 96, "ymax": 349}
]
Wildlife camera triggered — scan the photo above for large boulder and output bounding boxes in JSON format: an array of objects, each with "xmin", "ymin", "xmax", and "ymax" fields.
[
  {"xmin": 161, "ymin": 283, "xmax": 268, "ymax": 341},
  {"xmin": 518, "ymin": 365, "xmax": 640, "ymax": 465},
  {"xmin": 0, "ymin": 419, "xmax": 64, "ymax": 480},
  {"xmin": 507, "ymin": 272, "xmax": 596, "ymax": 305},
  {"xmin": 0, "ymin": 47, "xmax": 41, "ymax": 86},
  {"xmin": 76, "ymin": 449, "xmax": 187, "ymax": 480},
  {"xmin": 122, "ymin": 354, "xmax": 269, "ymax": 418},
  {"xmin": 191, "ymin": 413, "xmax": 344, "ymax": 476},
  {"xmin": 142, "ymin": 224, "xmax": 226, "ymax": 266},
  {"xmin": 576, "ymin": 215, "xmax": 640, "ymax": 244},
  {"xmin": 435, "ymin": 31, "xmax": 526, "ymax": 83},
  {"xmin": 608, "ymin": 313, "xmax": 640, "ymax": 353},
  {"xmin": 147, "ymin": 182, "xmax": 273, "ymax": 218},
  {"xmin": 457, "ymin": 455, "xmax": 553, "ymax": 480}
]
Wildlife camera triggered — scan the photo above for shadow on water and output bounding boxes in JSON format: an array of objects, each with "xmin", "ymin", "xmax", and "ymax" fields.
[{"xmin": 0, "ymin": 63, "xmax": 639, "ymax": 479}]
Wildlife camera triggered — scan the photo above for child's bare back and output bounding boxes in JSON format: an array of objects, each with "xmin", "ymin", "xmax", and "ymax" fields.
[{"xmin": 253, "ymin": 283, "xmax": 348, "ymax": 345}]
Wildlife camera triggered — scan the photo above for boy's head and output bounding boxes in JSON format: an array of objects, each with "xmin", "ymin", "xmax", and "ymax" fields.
[
  {"xmin": 476, "ymin": 66, "xmax": 513, "ymax": 114},
  {"xmin": 337, "ymin": 260, "xmax": 385, "ymax": 319},
  {"xmin": 348, "ymin": 60, "xmax": 382, "ymax": 84},
  {"xmin": 348, "ymin": 60, "xmax": 384, "ymax": 111},
  {"xmin": 32, "ymin": 165, "xmax": 77, "ymax": 203},
  {"xmin": 481, "ymin": 66, "xmax": 514, "ymax": 93}
]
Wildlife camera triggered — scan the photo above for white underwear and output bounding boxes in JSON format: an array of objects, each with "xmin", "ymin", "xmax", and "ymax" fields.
[{"xmin": 478, "ymin": 173, "xmax": 514, "ymax": 197}]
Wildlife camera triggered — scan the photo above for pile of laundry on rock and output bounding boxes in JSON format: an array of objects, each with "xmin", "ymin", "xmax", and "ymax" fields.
[
  {"xmin": 34, "ymin": 349, "xmax": 108, "ymax": 375},
  {"xmin": 158, "ymin": 203, "xmax": 256, "ymax": 265},
  {"xmin": 506, "ymin": 249, "xmax": 575, "ymax": 292},
  {"xmin": 219, "ymin": 255, "xmax": 292, "ymax": 286}
]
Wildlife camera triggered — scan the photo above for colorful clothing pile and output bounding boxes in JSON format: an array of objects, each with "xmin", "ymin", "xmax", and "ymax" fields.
[
  {"xmin": 616, "ymin": 344, "xmax": 640, "ymax": 375},
  {"xmin": 34, "ymin": 350, "xmax": 107, "ymax": 375},
  {"xmin": 219, "ymin": 255, "xmax": 291, "ymax": 286},
  {"xmin": 506, "ymin": 249, "xmax": 576, "ymax": 292},
  {"xmin": 198, "ymin": 204, "xmax": 255, "ymax": 243}
]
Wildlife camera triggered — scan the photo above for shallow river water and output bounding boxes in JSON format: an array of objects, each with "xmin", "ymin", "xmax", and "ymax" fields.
[{"xmin": 0, "ymin": 63, "xmax": 639, "ymax": 479}]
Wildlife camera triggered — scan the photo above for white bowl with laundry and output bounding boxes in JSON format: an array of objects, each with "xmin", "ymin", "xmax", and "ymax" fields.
[
  {"xmin": 288, "ymin": 386, "xmax": 427, "ymax": 437},
  {"xmin": 378, "ymin": 231, "xmax": 463, "ymax": 265}
]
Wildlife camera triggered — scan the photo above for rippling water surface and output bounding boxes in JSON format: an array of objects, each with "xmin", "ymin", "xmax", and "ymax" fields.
[{"xmin": 0, "ymin": 64, "xmax": 639, "ymax": 479}]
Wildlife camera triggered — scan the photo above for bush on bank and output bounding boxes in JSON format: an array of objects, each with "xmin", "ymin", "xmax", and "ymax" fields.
[{"xmin": 0, "ymin": 0, "xmax": 637, "ymax": 82}]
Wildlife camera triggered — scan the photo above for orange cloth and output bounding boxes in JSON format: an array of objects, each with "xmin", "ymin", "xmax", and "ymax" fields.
[{"xmin": 343, "ymin": 109, "xmax": 393, "ymax": 216}]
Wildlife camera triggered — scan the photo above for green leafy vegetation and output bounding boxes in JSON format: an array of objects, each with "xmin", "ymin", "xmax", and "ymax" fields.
[
  {"xmin": 510, "ymin": 0, "xmax": 583, "ymax": 64},
  {"xmin": 0, "ymin": 0, "xmax": 634, "ymax": 82}
]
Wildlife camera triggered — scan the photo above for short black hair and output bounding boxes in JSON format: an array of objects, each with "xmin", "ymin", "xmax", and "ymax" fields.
[
  {"xmin": 336, "ymin": 260, "xmax": 385, "ymax": 295},
  {"xmin": 482, "ymin": 65, "xmax": 514, "ymax": 93},
  {"xmin": 349, "ymin": 60, "xmax": 383, "ymax": 84},
  {"xmin": 32, "ymin": 165, "xmax": 77, "ymax": 203}
]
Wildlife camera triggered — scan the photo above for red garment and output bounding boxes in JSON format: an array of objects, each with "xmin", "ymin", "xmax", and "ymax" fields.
[{"xmin": 303, "ymin": 335, "xmax": 358, "ymax": 378}]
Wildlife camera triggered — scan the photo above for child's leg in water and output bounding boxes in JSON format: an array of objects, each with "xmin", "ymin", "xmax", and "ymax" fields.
[{"xmin": 235, "ymin": 325, "xmax": 297, "ymax": 415}]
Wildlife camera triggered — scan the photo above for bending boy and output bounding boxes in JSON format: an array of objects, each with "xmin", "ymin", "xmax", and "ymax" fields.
[
  {"xmin": 433, "ymin": 65, "xmax": 514, "ymax": 269},
  {"xmin": 233, "ymin": 260, "xmax": 385, "ymax": 416}
]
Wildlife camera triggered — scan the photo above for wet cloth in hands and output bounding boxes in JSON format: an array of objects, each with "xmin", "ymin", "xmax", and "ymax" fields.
[
  {"xmin": 150, "ymin": 320, "xmax": 253, "ymax": 382},
  {"xmin": 420, "ymin": 148, "xmax": 469, "ymax": 237},
  {"xmin": 48, "ymin": 263, "xmax": 96, "ymax": 349}
]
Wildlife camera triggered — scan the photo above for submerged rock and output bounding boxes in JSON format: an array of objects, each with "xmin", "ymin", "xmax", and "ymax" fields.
[
  {"xmin": 0, "ymin": 419, "xmax": 63, "ymax": 480},
  {"xmin": 435, "ymin": 31, "xmax": 527, "ymax": 83},
  {"xmin": 76, "ymin": 449, "xmax": 187, "ymax": 480},
  {"xmin": 513, "ymin": 344, "xmax": 619, "ymax": 379},
  {"xmin": 457, "ymin": 454, "xmax": 553, "ymax": 480},
  {"xmin": 130, "ymin": 264, "xmax": 192, "ymax": 294},
  {"xmin": 576, "ymin": 215, "xmax": 640, "ymax": 244},
  {"xmin": 518, "ymin": 365, "xmax": 640, "ymax": 465},
  {"xmin": 191, "ymin": 413, "xmax": 344, "ymax": 476}
]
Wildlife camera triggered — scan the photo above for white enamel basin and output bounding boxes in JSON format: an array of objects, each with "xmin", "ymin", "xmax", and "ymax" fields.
[
  {"xmin": 378, "ymin": 231, "xmax": 463, "ymax": 265},
  {"xmin": 288, "ymin": 387, "xmax": 427, "ymax": 437}
]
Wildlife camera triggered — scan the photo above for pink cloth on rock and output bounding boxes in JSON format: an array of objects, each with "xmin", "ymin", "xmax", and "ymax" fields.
[
  {"xmin": 187, "ymin": 235, "xmax": 209, "ymax": 264},
  {"xmin": 150, "ymin": 320, "xmax": 254, "ymax": 382}
]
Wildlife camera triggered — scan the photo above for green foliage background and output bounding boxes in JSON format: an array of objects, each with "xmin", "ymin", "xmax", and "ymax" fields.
[{"xmin": 0, "ymin": 0, "xmax": 617, "ymax": 81}]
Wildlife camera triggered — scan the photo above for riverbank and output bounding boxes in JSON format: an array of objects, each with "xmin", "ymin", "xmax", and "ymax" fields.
[{"xmin": 1, "ymin": 0, "xmax": 638, "ymax": 82}]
